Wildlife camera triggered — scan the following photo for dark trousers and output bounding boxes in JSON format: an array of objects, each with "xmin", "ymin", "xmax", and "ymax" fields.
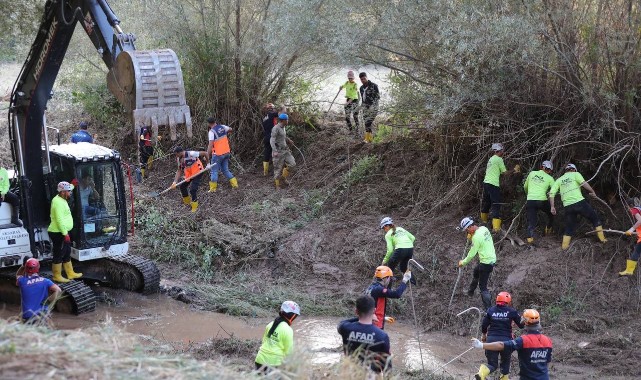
[
  {"xmin": 50, "ymin": 232, "xmax": 71, "ymax": 264},
  {"xmin": 481, "ymin": 183, "xmax": 502, "ymax": 219},
  {"xmin": 486, "ymin": 335, "xmax": 513, "ymax": 374},
  {"xmin": 1, "ymin": 192, "xmax": 19, "ymax": 208},
  {"xmin": 362, "ymin": 105, "xmax": 378, "ymax": 133},
  {"xmin": 469, "ymin": 263, "xmax": 494, "ymax": 293},
  {"xmin": 255, "ymin": 362, "xmax": 271, "ymax": 374},
  {"xmin": 563, "ymin": 199, "xmax": 601, "ymax": 236},
  {"xmin": 631, "ymin": 242, "xmax": 641, "ymax": 261},
  {"xmin": 140, "ymin": 145, "xmax": 153, "ymax": 169},
  {"xmin": 386, "ymin": 248, "xmax": 413, "ymax": 274},
  {"xmin": 526, "ymin": 200, "xmax": 553, "ymax": 238},
  {"xmin": 344, "ymin": 100, "xmax": 359, "ymax": 131},
  {"xmin": 179, "ymin": 173, "xmax": 202, "ymax": 202},
  {"xmin": 263, "ymin": 137, "xmax": 272, "ymax": 162}
]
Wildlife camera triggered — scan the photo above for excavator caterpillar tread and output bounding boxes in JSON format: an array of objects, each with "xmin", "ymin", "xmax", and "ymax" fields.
[
  {"xmin": 57, "ymin": 280, "xmax": 96, "ymax": 315},
  {"xmin": 107, "ymin": 254, "xmax": 160, "ymax": 295}
]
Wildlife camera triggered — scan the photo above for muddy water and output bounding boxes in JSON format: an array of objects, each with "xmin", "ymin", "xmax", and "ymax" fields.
[{"xmin": 0, "ymin": 290, "xmax": 475, "ymax": 376}]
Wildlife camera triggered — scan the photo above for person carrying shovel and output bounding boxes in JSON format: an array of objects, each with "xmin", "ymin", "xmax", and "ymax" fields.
[
  {"xmin": 458, "ymin": 217, "xmax": 496, "ymax": 309},
  {"xmin": 171, "ymin": 146, "xmax": 208, "ymax": 212},
  {"xmin": 618, "ymin": 204, "xmax": 641, "ymax": 276}
]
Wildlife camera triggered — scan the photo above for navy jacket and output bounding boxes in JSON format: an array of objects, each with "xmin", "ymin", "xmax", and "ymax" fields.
[
  {"xmin": 482, "ymin": 305, "xmax": 524, "ymax": 338},
  {"xmin": 365, "ymin": 281, "xmax": 406, "ymax": 329},
  {"xmin": 337, "ymin": 317, "xmax": 391, "ymax": 372},
  {"xmin": 504, "ymin": 331, "xmax": 553, "ymax": 380}
]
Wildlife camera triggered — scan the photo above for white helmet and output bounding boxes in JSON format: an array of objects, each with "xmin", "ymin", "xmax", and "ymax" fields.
[
  {"xmin": 565, "ymin": 163, "xmax": 577, "ymax": 171},
  {"xmin": 280, "ymin": 300, "xmax": 300, "ymax": 315},
  {"xmin": 459, "ymin": 217, "xmax": 474, "ymax": 231},
  {"xmin": 541, "ymin": 161, "xmax": 553, "ymax": 170},
  {"xmin": 379, "ymin": 217, "xmax": 394, "ymax": 229},
  {"xmin": 57, "ymin": 181, "xmax": 74, "ymax": 192},
  {"xmin": 491, "ymin": 143, "xmax": 504, "ymax": 151}
]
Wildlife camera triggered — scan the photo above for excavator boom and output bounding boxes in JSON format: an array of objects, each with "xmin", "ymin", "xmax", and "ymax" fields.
[{"xmin": 3, "ymin": 0, "xmax": 181, "ymax": 314}]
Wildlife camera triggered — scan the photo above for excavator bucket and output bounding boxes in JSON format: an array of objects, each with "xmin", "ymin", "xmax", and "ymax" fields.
[{"xmin": 107, "ymin": 49, "xmax": 192, "ymax": 141}]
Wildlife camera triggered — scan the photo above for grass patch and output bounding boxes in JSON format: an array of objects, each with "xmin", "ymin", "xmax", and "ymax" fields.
[{"xmin": 188, "ymin": 274, "xmax": 352, "ymax": 318}]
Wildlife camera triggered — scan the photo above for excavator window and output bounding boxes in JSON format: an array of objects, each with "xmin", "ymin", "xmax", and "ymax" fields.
[{"xmin": 75, "ymin": 162, "xmax": 123, "ymax": 248}]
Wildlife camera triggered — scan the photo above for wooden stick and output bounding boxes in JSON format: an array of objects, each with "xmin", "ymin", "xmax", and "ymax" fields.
[
  {"xmin": 148, "ymin": 164, "xmax": 213, "ymax": 197},
  {"xmin": 585, "ymin": 229, "xmax": 628, "ymax": 235}
]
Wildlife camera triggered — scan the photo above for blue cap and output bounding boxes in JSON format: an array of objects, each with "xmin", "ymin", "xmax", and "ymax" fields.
[{"xmin": 278, "ymin": 113, "xmax": 288, "ymax": 120}]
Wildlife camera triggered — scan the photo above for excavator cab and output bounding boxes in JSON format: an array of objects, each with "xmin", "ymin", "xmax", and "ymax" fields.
[{"xmin": 47, "ymin": 143, "xmax": 128, "ymax": 259}]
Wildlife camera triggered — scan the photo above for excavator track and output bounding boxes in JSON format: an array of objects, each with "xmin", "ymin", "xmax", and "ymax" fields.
[
  {"xmin": 104, "ymin": 254, "xmax": 160, "ymax": 295},
  {"xmin": 57, "ymin": 280, "xmax": 96, "ymax": 315}
]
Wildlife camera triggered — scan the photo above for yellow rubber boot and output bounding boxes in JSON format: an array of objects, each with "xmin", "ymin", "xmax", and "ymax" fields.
[
  {"xmin": 561, "ymin": 235, "xmax": 571, "ymax": 250},
  {"xmin": 274, "ymin": 179, "xmax": 280, "ymax": 189},
  {"xmin": 52, "ymin": 263, "xmax": 70, "ymax": 283},
  {"xmin": 545, "ymin": 226, "xmax": 553, "ymax": 235},
  {"xmin": 475, "ymin": 364, "xmax": 491, "ymax": 380},
  {"xmin": 282, "ymin": 167, "xmax": 290, "ymax": 178},
  {"xmin": 230, "ymin": 177, "xmax": 238, "ymax": 189},
  {"xmin": 263, "ymin": 162, "xmax": 269, "ymax": 176},
  {"xmin": 595, "ymin": 225, "xmax": 608, "ymax": 243},
  {"xmin": 480, "ymin": 213, "xmax": 489, "ymax": 223},
  {"xmin": 63, "ymin": 261, "xmax": 82, "ymax": 280},
  {"xmin": 140, "ymin": 168, "xmax": 145, "ymax": 178},
  {"xmin": 527, "ymin": 237, "xmax": 534, "ymax": 244},
  {"xmin": 492, "ymin": 218, "xmax": 502, "ymax": 232},
  {"xmin": 499, "ymin": 375, "xmax": 509, "ymax": 380},
  {"xmin": 147, "ymin": 157, "xmax": 153, "ymax": 170},
  {"xmin": 182, "ymin": 196, "xmax": 191, "ymax": 205},
  {"xmin": 191, "ymin": 201, "xmax": 198, "ymax": 212},
  {"xmin": 619, "ymin": 259, "xmax": 637, "ymax": 276},
  {"xmin": 208, "ymin": 182, "xmax": 217, "ymax": 193}
]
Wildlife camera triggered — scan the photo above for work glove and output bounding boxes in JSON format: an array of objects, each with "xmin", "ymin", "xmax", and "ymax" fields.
[
  {"xmin": 481, "ymin": 333, "xmax": 487, "ymax": 343},
  {"xmin": 466, "ymin": 233, "xmax": 472, "ymax": 241},
  {"xmin": 471, "ymin": 338, "xmax": 484, "ymax": 349},
  {"xmin": 170, "ymin": 182, "xmax": 177, "ymax": 189},
  {"xmin": 513, "ymin": 164, "xmax": 521, "ymax": 173},
  {"xmin": 402, "ymin": 271, "xmax": 412, "ymax": 284},
  {"xmin": 384, "ymin": 316, "xmax": 396, "ymax": 324},
  {"xmin": 64, "ymin": 234, "xmax": 71, "ymax": 244},
  {"xmin": 457, "ymin": 260, "xmax": 464, "ymax": 268},
  {"xmin": 626, "ymin": 229, "xmax": 634, "ymax": 236}
]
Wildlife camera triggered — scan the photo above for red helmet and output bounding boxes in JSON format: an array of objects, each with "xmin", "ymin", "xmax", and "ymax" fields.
[
  {"xmin": 25, "ymin": 258, "xmax": 40, "ymax": 275},
  {"xmin": 496, "ymin": 291, "xmax": 512, "ymax": 305}
]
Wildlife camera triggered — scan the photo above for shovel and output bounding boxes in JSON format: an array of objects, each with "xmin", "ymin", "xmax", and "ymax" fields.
[{"xmin": 147, "ymin": 164, "xmax": 213, "ymax": 198}]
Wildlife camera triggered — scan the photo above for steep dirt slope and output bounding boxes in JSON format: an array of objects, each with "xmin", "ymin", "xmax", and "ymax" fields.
[{"xmin": 130, "ymin": 117, "xmax": 641, "ymax": 378}]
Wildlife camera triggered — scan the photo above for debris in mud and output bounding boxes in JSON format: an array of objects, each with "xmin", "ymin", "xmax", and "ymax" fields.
[
  {"xmin": 160, "ymin": 285, "xmax": 195, "ymax": 304},
  {"xmin": 95, "ymin": 291, "xmax": 121, "ymax": 306}
]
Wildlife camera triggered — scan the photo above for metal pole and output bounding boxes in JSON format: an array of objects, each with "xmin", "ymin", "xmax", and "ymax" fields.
[
  {"xmin": 457, "ymin": 306, "xmax": 484, "ymax": 338},
  {"xmin": 408, "ymin": 280, "xmax": 425, "ymax": 372},
  {"xmin": 449, "ymin": 240, "xmax": 470, "ymax": 308}
]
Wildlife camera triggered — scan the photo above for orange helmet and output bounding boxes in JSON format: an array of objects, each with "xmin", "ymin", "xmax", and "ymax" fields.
[
  {"xmin": 522, "ymin": 309, "xmax": 540, "ymax": 325},
  {"xmin": 374, "ymin": 266, "xmax": 393, "ymax": 279},
  {"xmin": 496, "ymin": 291, "xmax": 512, "ymax": 305}
]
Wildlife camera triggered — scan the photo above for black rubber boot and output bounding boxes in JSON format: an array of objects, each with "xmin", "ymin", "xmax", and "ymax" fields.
[
  {"xmin": 11, "ymin": 206, "xmax": 22, "ymax": 227},
  {"xmin": 481, "ymin": 291, "xmax": 492, "ymax": 310}
]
